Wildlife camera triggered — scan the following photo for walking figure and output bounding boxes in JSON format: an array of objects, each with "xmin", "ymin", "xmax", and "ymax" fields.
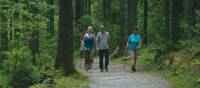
[
  {"xmin": 81, "ymin": 26, "xmax": 96, "ymax": 72},
  {"xmin": 127, "ymin": 27, "xmax": 142, "ymax": 72},
  {"xmin": 96, "ymin": 25, "xmax": 111, "ymax": 72}
]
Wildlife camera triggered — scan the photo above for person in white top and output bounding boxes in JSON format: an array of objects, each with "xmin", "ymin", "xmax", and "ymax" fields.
[
  {"xmin": 96, "ymin": 25, "xmax": 111, "ymax": 72},
  {"xmin": 81, "ymin": 26, "xmax": 96, "ymax": 72}
]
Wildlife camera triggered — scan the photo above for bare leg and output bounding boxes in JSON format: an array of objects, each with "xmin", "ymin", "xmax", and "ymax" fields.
[{"xmin": 131, "ymin": 53, "xmax": 137, "ymax": 71}]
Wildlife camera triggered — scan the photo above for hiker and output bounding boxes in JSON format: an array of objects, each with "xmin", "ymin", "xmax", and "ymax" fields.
[
  {"xmin": 81, "ymin": 26, "xmax": 96, "ymax": 72},
  {"xmin": 127, "ymin": 27, "xmax": 142, "ymax": 72},
  {"xmin": 80, "ymin": 26, "xmax": 89, "ymax": 68},
  {"xmin": 96, "ymin": 25, "xmax": 111, "ymax": 72}
]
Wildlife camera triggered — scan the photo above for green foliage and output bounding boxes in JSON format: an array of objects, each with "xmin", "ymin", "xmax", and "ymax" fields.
[
  {"xmin": 37, "ymin": 30, "xmax": 57, "ymax": 69},
  {"xmin": 195, "ymin": 10, "xmax": 200, "ymax": 34},
  {"xmin": 0, "ymin": 73, "xmax": 11, "ymax": 88},
  {"xmin": 0, "ymin": 47, "xmax": 41, "ymax": 88},
  {"xmin": 137, "ymin": 38, "xmax": 200, "ymax": 88},
  {"xmin": 0, "ymin": 0, "xmax": 58, "ymax": 87},
  {"xmin": 29, "ymin": 71, "xmax": 89, "ymax": 88}
]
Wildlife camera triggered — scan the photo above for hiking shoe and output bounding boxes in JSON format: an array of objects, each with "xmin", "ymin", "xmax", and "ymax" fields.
[
  {"xmin": 86, "ymin": 65, "xmax": 90, "ymax": 72},
  {"xmin": 86, "ymin": 68, "xmax": 89, "ymax": 72},
  {"xmin": 100, "ymin": 69, "xmax": 104, "ymax": 72},
  {"xmin": 105, "ymin": 68, "xmax": 109, "ymax": 72},
  {"xmin": 88, "ymin": 68, "xmax": 93, "ymax": 73},
  {"xmin": 132, "ymin": 65, "xmax": 136, "ymax": 72}
]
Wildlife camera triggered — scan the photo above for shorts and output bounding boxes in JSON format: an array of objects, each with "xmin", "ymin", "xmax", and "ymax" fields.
[{"xmin": 129, "ymin": 49, "xmax": 137, "ymax": 59}]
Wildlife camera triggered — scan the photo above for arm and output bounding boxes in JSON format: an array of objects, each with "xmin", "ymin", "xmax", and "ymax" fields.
[
  {"xmin": 127, "ymin": 35, "xmax": 130, "ymax": 48},
  {"xmin": 81, "ymin": 37, "xmax": 85, "ymax": 51},
  {"xmin": 94, "ymin": 35, "xmax": 97, "ymax": 51},
  {"xmin": 127, "ymin": 40, "xmax": 130, "ymax": 48},
  {"xmin": 108, "ymin": 32, "xmax": 112, "ymax": 49},
  {"xmin": 137, "ymin": 35, "xmax": 143, "ymax": 49},
  {"xmin": 96, "ymin": 33, "xmax": 99, "ymax": 50},
  {"xmin": 137, "ymin": 41, "xmax": 142, "ymax": 49}
]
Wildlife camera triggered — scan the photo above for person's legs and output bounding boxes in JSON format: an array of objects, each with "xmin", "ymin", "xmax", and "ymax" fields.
[
  {"xmin": 129, "ymin": 50, "xmax": 134, "ymax": 64},
  {"xmin": 99, "ymin": 50, "xmax": 104, "ymax": 71},
  {"xmin": 84, "ymin": 51, "xmax": 90, "ymax": 71},
  {"xmin": 90, "ymin": 48, "xmax": 95, "ymax": 64},
  {"xmin": 133, "ymin": 50, "xmax": 137, "ymax": 65},
  {"xmin": 105, "ymin": 49, "xmax": 109, "ymax": 71},
  {"xmin": 89, "ymin": 49, "xmax": 95, "ymax": 72},
  {"xmin": 129, "ymin": 50, "xmax": 137, "ymax": 71}
]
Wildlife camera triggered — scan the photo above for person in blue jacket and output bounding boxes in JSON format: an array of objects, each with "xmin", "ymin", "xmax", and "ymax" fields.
[{"xmin": 127, "ymin": 27, "xmax": 142, "ymax": 72}]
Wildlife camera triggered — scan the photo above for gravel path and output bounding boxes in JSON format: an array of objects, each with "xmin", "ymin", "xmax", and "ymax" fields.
[{"xmin": 84, "ymin": 59, "xmax": 174, "ymax": 88}]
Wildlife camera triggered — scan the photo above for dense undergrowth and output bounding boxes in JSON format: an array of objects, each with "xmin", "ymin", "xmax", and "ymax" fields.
[
  {"xmin": 137, "ymin": 38, "xmax": 200, "ymax": 88},
  {"xmin": 29, "ymin": 70, "xmax": 89, "ymax": 88}
]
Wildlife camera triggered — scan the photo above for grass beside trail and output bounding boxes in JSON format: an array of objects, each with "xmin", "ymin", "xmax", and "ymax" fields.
[
  {"xmin": 29, "ymin": 70, "xmax": 89, "ymax": 88},
  {"xmin": 111, "ymin": 47, "xmax": 200, "ymax": 88},
  {"xmin": 29, "ymin": 51, "xmax": 90, "ymax": 88}
]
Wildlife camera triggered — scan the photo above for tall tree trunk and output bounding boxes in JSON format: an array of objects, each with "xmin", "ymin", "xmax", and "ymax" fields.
[
  {"xmin": 103, "ymin": 0, "xmax": 107, "ymax": 20},
  {"xmin": 188, "ymin": 0, "xmax": 196, "ymax": 37},
  {"xmin": 76, "ymin": 0, "xmax": 81, "ymax": 21},
  {"xmin": 143, "ymin": 0, "xmax": 148, "ymax": 44},
  {"xmin": 80, "ymin": 0, "xmax": 84, "ymax": 17},
  {"xmin": 169, "ymin": 0, "xmax": 181, "ymax": 42},
  {"xmin": 0, "ymin": 27, "xmax": 8, "ymax": 62},
  {"xmin": 47, "ymin": 0, "xmax": 55, "ymax": 36},
  {"xmin": 107, "ymin": 0, "xmax": 112, "ymax": 20},
  {"xmin": 119, "ymin": 0, "xmax": 126, "ymax": 53},
  {"xmin": 127, "ymin": 0, "xmax": 137, "ymax": 34},
  {"xmin": 165, "ymin": 0, "xmax": 170, "ymax": 40},
  {"xmin": 28, "ymin": 1, "xmax": 40, "ymax": 65},
  {"xmin": 56, "ymin": 0, "xmax": 76, "ymax": 75},
  {"xmin": 103, "ymin": 0, "xmax": 112, "ymax": 20},
  {"xmin": 83, "ymin": 0, "xmax": 87, "ymax": 15},
  {"xmin": 194, "ymin": 0, "xmax": 200, "ymax": 9},
  {"xmin": 1, "ymin": 29, "xmax": 8, "ymax": 51},
  {"xmin": 29, "ymin": 29, "xmax": 40, "ymax": 66},
  {"xmin": 0, "ymin": 4, "xmax": 9, "ymax": 61},
  {"xmin": 87, "ymin": 0, "xmax": 91, "ymax": 16}
]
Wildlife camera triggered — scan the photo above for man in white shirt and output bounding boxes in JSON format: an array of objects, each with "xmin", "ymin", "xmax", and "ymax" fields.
[{"xmin": 96, "ymin": 25, "xmax": 111, "ymax": 72}]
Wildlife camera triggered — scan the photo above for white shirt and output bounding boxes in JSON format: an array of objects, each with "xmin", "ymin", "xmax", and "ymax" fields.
[{"xmin": 96, "ymin": 32, "xmax": 110, "ymax": 50}]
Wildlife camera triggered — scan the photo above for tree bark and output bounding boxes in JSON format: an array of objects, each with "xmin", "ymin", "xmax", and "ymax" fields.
[
  {"xmin": 56, "ymin": 0, "xmax": 76, "ymax": 75},
  {"xmin": 169, "ymin": 0, "xmax": 181, "ymax": 42},
  {"xmin": 103, "ymin": 0, "xmax": 107, "ymax": 20},
  {"xmin": 188, "ymin": 0, "xmax": 196, "ymax": 37},
  {"xmin": 87, "ymin": 0, "xmax": 91, "ymax": 16},
  {"xmin": 127, "ymin": 0, "xmax": 137, "ymax": 34},
  {"xmin": 165, "ymin": 0, "xmax": 170, "ymax": 40},
  {"xmin": 0, "ymin": 28, "xmax": 8, "ymax": 62},
  {"xmin": 143, "ymin": 0, "xmax": 148, "ymax": 44},
  {"xmin": 28, "ymin": 29, "xmax": 40, "ymax": 66},
  {"xmin": 76, "ymin": 0, "xmax": 81, "ymax": 21},
  {"xmin": 47, "ymin": 0, "xmax": 55, "ymax": 36},
  {"xmin": 119, "ymin": 0, "xmax": 126, "ymax": 53}
]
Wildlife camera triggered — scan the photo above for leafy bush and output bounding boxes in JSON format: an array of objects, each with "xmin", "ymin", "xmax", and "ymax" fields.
[
  {"xmin": 138, "ymin": 38, "xmax": 200, "ymax": 88},
  {"xmin": 1, "ymin": 47, "xmax": 41, "ymax": 88},
  {"xmin": 29, "ymin": 70, "xmax": 89, "ymax": 88}
]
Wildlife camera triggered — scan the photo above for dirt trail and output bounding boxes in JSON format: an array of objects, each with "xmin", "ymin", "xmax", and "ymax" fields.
[{"xmin": 84, "ymin": 59, "xmax": 174, "ymax": 88}]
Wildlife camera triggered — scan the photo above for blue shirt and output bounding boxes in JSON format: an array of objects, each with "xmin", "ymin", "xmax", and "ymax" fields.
[
  {"xmin": 128, "ymin": 34, "xmax": 141, "ymax": 50},
  {"xmin": 84, "ymin": 33, "xmax": 95, "ymax": 51}
]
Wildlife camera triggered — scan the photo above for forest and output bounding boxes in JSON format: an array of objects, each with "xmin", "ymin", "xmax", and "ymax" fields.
[{"xmin": 0, "ymin": 0, "xmax": 200, "ymax": 88}]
